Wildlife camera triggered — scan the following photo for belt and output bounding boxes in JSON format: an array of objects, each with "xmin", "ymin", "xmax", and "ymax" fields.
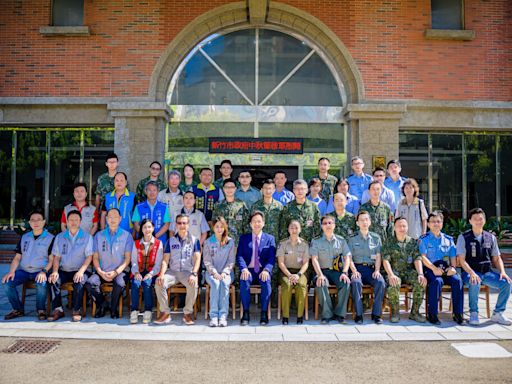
[{"xmin": 355, "ymin": 263, "xmax": 374, "ymax": 267}]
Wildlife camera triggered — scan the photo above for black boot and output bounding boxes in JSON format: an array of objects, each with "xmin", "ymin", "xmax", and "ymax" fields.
[
  {"xmin": 427, "ymin": 314, "xmax": 441, "ymax": 325},
  {"xmin": 453, "ymin": 313, "xmax": 465, "ymax": 325},
  {"xmin": 282, "ymin": 317, "xmax": 289, "ymax": 325},
  {"xmin": 260, "ymin": 311, "xmax": 269, "ymax": 326},
  {"xmin": 296, "ymin": 316, "xmax": 304, "ymax": 325},
  {"xmin": 240, "ymin": 311, "xmax": 250, "ymax": 326}
]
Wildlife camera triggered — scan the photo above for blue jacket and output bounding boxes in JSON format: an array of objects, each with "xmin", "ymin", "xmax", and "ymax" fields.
[{"xmin": 236, "ymin": 232, "xmax": 276, "ymax": 273}]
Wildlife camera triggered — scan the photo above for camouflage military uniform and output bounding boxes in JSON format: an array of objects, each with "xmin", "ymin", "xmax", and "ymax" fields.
[
  {"xmin": 214, "ymin": 177, "xmax": 239, "ymax": 190},
  {"xmin": 311, "ymin": 174, "xmax": 338, "ymax": 202},
  {"xmin": 279, "ymin": 200, "xmax": 321, "ymax": 243},
  {"xmin": 382, "ymin": 235, "xmax": 425, "ymax": 321},
  {"xmin": 333, "ymin": 212, "xmax": 357, "ymax": 242},
  {"xmin": 360, "ymin": 201, "xmax": 394, "ymax": 244},
  {"xmin": 179, "ymin": 181, "xmax": 196, "ymax": 193},
  {"xmin": 135, "ymin": 176, "xmax": 167, "ymax": 202},
  {"xmin": 251, "ymin": 198, "xmax": 283, "ymax": 243},
  {"xmin": 212, "ymin": 199, "xmax": 249, "ymax": 246}
]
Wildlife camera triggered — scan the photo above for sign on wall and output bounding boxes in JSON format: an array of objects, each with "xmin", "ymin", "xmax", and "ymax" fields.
[{"xmin": 209, "ymin": 138, "xmax": 303, "ymax": 154}]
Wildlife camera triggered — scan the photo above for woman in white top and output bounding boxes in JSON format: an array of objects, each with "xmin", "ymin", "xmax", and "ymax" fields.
[
  {"xmin": 395, "ymin": 178, "xmax": 428, "ymax": 239},
  {"xmin": 203, "ymin": 217, "xmax": 235, "ymax": 327}
]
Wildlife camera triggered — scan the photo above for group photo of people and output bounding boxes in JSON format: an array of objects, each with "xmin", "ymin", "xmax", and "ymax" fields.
[{"xmin": 2, "ymin": 153, "xmax": 511, "ymax": 329}]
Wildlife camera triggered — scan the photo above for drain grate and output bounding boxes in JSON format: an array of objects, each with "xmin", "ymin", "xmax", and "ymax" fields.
[{"xmin": 2, "ymin": 339, "xmax": 60, "ymax": 354}]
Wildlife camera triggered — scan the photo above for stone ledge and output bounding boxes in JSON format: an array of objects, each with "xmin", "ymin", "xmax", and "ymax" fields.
[
  {"xmin": 345, "ymin": 103, "xmax": 407, "ymax": 120},
  {"xmin": 39, "ymin": 26, "xmax": 90, "ymax": 36},
  {"xmin": 108, "ymin": 101, "xmax": 172, "ymax": 120},
  {"xmin": 424, "ymin": 29, "xmax": 475, "ymax": 41}
]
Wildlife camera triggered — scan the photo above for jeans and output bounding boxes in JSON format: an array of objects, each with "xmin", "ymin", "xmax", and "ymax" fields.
[
  {"xmin": 351, "ymin": 265, "xmax": 386, "ymax": 317},
  {"xmin": 130, "ymin": 272, "xmax": 157, "ymax": 311},
  {"xmin": 462, "ymin": 270, "xmax": 511, "ymax": 314},
  {"xmin": 4, "ymin": 269, "xmax": 48, "ymax": 312},
  {"xmin": 50, "ymin": 270, "xmax": 89, "ymax": 311},
  {"xmin": 205, "ymin": 272, "xmax": 233, "ymax": 319}
]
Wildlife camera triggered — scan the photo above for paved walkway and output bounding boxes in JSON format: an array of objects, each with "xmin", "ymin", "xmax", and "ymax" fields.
[{"xmin": 1, "ymin": 265, "xmax": 512, "ymax": 342}]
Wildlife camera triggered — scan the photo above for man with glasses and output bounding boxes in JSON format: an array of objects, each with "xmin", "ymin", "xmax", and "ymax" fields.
[
  {"xmin": 235, "ymin": 170, "xmax": 261, "ymax": 210},
  {"xmin": 310, "ymin": 215, "xmax": 352, "ymax": 324},
  {"xmin": 136, "ymin": 161, "xmax": 167, "ymax": 202},
  {"xmin": 170, "ymin": 191, "xmax": 209, "ymax": 245},
  {"xmin": 279, "ymin": 179, "xmax": 321, "ymax": 243},
  {"xmin": 346, "ymin": 156, "xmax": 372, "ymax": 200},
  {"xmin": 361, "ymin": 167, "xmax": 396, "ymax": 212},
  {"xmin": 154, "ymin": 214, "xmax": 201, "ymax": 326}
]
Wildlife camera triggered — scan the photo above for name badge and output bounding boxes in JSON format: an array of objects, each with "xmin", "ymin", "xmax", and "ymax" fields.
[{"xmin": 306, "ymin": 220, "xmax": 313, "ymax": 227}]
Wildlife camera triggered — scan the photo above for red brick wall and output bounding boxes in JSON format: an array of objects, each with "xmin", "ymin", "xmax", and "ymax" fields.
[{"xmin": 0, "ymin": 0, "xmax": 510, "ymax": 100}]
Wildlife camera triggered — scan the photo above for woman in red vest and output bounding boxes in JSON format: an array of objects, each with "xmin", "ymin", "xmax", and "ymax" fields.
[{"xmin": 130, "ymin": 219, "xmax": 164, "ymax": 324}]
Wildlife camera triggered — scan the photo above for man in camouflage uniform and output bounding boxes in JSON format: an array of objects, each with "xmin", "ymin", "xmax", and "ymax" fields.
[
  {"xmin": 331, "ymin": 193, "xmax": 356, "ymax": 241},
  {"xmin": 382, "ymin": 217, "xmax": 427, "ymax": 323},
  {"xmin": 310, "ymin": 157, "xmax": 338, "ymax": 203},
  {"xmin": 359, "ymin": 181, "xmax": 394, "ymax": 244},
  {"xmin": 252, "ymin": 178, "xmax": 284, "ymax": 307},
  {"xmin": 95, "ymin": 153, "xmax": 124, "ymax": 211},
  {"xmin": 212, "ymin": 178, "xmax": 249, "ymax": 246},
  {"xmin": 280, "ymin": 179, "xmax": 321, "ymax": 243},
  {"xmin": 135, "ymin": 161, "xmax": 167, "ymax": 202}
]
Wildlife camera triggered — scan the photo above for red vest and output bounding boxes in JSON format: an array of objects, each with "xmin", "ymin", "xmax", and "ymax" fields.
[{"xmin": 135, "ymin": 238, "xmax": 160, "ymax": 273}]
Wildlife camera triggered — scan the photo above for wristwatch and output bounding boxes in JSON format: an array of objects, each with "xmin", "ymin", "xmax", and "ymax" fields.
[
  {"xmin": 41, "ymin": 268, "xmax": 47, "ymax": 273},
  {"xmin": 191, "ymin": 271, "xmax": 198, "ymax": 277},
  {"xmin": 297, "ymin": 272, "xmax": 303, "ymax": 277}
]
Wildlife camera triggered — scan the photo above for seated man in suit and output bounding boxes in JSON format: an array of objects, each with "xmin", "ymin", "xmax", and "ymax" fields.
[{"xmin": 237, "ymin": 211, "xmax": 276, "ymax": 326}]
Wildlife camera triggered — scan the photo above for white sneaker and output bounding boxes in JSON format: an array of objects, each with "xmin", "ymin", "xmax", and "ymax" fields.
[
  {"xmin": 142, "ymin": 311, "xmax": 152, "ymax": 324},
  {"xmin": 130, "ymin": 310, "xmax": 139, "ymax": 324},
  {"xmin": 491, "ymin": 312, "xmax": 512, "ymax": 326},
  {"xmin": 469, "ymin": 312, "xmax": 479, "ymax": 326},
  {"xmin": 218, "ymin": 316, "xmax": 228, "ymax": 327},
  {"xmin": 209, "ymin": 317, "xmax": 219, "ymax": 327}
]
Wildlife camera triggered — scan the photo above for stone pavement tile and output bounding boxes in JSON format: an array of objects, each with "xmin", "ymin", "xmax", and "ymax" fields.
[
  {"xmin": 440, "ymin": 332, "xmax": 498, "ymax": 340},
  {"xmin": 0, "ymin": 329, "xmax": 18, "ymax": 337},
  {"xmin": 356, "ymin": 324, "xmax": 409, "ymax": 333},
  {"xmin": 158, "ymin": 333, "xmax": 229, "ymax": 342},
  {"xmin": 283, "ymin": 333, "xmax": 338, "ymax": 342},
  {"xmin": 203, "ymin": 325, "xmax": 256, "ymax": 334},
  {"xmin": 490, "ymin": 332, "xmax": 512, "ymax": 340},
  {"xmin": 228, "ymin": 333, "xmax": 283, "ymax": 342},
  {"xmin": 306, "ymin": 325, "xmax": 358, "ymax": 334},
  {"xmin": 451, "ymin": 342, "xmax": 512, "ymax": 358},
  {"xmin": 389, "ymin": 332, "xmax": 445, "ymax": 341},
  {"xmin": 456, "ymin": 324, "xmax": 508, "ymax": 333},
  {"xmin": 335, "ymin": 333, "xmax": 392, "ymax": 341},
  {"xmin": 255, "ymin": 325, "xmax": 307, "ymax": 334},
  {"xmin": 404, "ymin": 324, "xmax": 461, "ymax": 333},
  {"xmin": 10, "ymin": 329, "xmax": 122, "ymax": 340}
]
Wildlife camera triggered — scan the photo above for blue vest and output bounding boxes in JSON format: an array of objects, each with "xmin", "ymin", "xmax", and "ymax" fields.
[
  {"xmin": 104, "ymin": 190, "xmax": 136, "ymax": 232},
  {"xmin": 53, "ymin": 229, "xmax": 93, "ymax": 272},
  {"xmin": 19, "ymin": 230, "xmax": 55, "ymax": 273},
  {"xmin": 192, "ymin": 184, "xmax": 220, "ymax": 221},
  {"xmin": 136, "ymin": 201, "xmax": 168, "ymax": 243},
  {"xmin": 462, "ymin": 230, "xmax": 493, "ymax": 273}
]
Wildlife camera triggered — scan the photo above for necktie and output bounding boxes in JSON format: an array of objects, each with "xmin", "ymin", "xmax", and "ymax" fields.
[{"xmin": 254, "ymin": 235, "xmax": 260, "ymax": 273}]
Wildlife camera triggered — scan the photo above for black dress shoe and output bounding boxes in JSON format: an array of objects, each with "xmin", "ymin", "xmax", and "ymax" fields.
[
  {"xmin": 260, "ymin": 312, "xmax": 269, "ymax": 326},
  {"xmin": 453, "ymin": 313, "xmax": 465, "ymax": 325},
  {"xmin": 110, "ymin": 311, "xmax": 120, "ymax": 319},
  {"xmin": 240, "ymin": 312, "xmax": 250, "ymax": 326},
  {"xmin": 296, "ymin": 317, "xmax": 304, "ymax": 325},
  {"xmin": 354, "ymin": 315, "xmax": 363, "ymax": 324},
  {"xmin": 282, "ymin": 317, "xmax": 289, "ymax": 325},
  {"xmin": 320, "ymin": 318, "xmax": 330, "ymax": 324},
  {"xmin": 371, "ymin": 315, "xmax": 383, "ymax": 324},
  {"xmin": 427, "ymin": 314, "xmax": 441, "ymax": 325},
  {"xmin": 335, "ymin": 315, "xmax": 346, "ymax": 324},
  {"xmin": 94, "ymin": 306, "xmax": 106, "ymax": 318}
]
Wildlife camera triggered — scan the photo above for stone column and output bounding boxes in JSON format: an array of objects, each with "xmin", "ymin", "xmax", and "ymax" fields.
[
  {"xmin": 345, "ymin": 103, "xmax": 406, "ymax": 168},
  {"xmin": 108, "ymin": 102, "xmax": 172, "ymax": 189}
]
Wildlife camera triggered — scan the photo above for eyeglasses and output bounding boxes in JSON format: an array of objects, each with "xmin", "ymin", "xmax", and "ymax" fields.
[
  {"xmin": 239, "ymin": 175, "xmax": 251, "ymax": 178},
  {"xmin": 176, "ymin": 222, "xmax": 188, "ymax": 225},
  {"xmin": 322, "ymin": 221, "xmax": 335, "ymax": 225}
]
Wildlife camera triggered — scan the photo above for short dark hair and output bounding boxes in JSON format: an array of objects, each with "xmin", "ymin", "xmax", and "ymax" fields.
[
  {"xmin": 200, "ymin": 167, "xmax": 212, "ymax": 174},
  {"xmin": 222, "ymin": 178, "xmax": 237, "ymax": 187},
  {"xmin": 238, "ymin": 169, "xmax": 252, "ymax": 177},
  {"xmin": 321, "ymin": 214, "xmax": 335, "ymax": 224},
  {"xmin": 273, "ymin": 170, "xmax": 286, "ymax": 178},
  {"xmin": 393, "ymin": 216, "xmax": 407, "ymax": 225},
  {"xmin": 220, "ymin": 159, "xmax": 233, "ymax": 167},
  {"xmin": 73, "ymin": 182, "xmax": 88, "ymax": 194},
  {"xmin": 387, "ymin": 159, "xmax": 401, "ymax": 169},
  {"xmin": 372, "ymin": 167, "xmax": 386, "ymax": 175},
  {"xmin": 183, "ymin": 191, "xmax": 195, "ymax": 198},
  {"xmin": 401, "ymin": 178, "xmax": 419, "ymax": 198},
  {"xmin": 149, "ymin": 161, "xmax": 162, "ymax": 169},
  {"xmin": 175, "ymin": 214, "xmax": 190, "ymax": 224},
  {"xmin": 368, "ymin": 180, "xmax": 382, "ymax": 190},
  {"xmin": 28, "ymin": 208, "xmax": 45, "ymax": 220},
  {"xmin": 106, "ymin": 207, "xmax": 121, "ymax": 216},
  {"xmin": 145, "ymin": 180, "xmax": 159, "ymax": 191},
  {"xmin": 468, "ymin": 207, "xmax": 486, "ymax": 220},
  {"xmin": 262, "ymin": 178, "xmax": 275, "ymax": 186},
  {"xmin": 308, "ymin": 177, "xmax": 321, "ymax": 188},
  {"xmin": 105, "ymin": 153, "xmax": 118, "ymax": 162},
  {"xmin": 250, "ymin": 210, "xmax": 265, "ymax": 223},
  {"xmin": 335, "ymin": 177, "xmax": 349, "ymax": 192},
  {"xmin": 427, "ymin": 210, "xmax": 444, "ymax": 223},
  {"xmin": 183, "ymin": 163, "xmax": 194, "ymax": 172},
  {"xmin": 67, "ymin": 210, "xmax": 82, "ymax": 220},
  {"xmin": 115, "ymin": 171, "xmax": 128, "ymax": 181},
  {"xmin": 318, "ymin": 157, "xmax": 330, "ymax": 164},
  {"xmin": 356, "ymin": 210, "xmax": 370, "ymax": 221}
]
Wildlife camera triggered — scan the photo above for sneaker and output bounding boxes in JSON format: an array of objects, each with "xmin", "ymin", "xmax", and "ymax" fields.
[
  {"xmin": 334, "ymin": 315, "xmax": 347, "ymax": 324},
  {"xmin": 183, "ymin": 313, "xmax": 195, "ymax": 325},
  {"xmin": 154, "ymin": 312, "xmax": 171, "ymax": 325},
  {"xmin": 130, "ymin": 310, "xmax": 139, "ymax": 324},
  {"xmin": 469, "ymin": 311, "xmax": 480, "ymax": 326},
  {"xmin": 209, "ymin": 317, "xmax": 219, "ymax": 327},
  {"xmin": 491, "ymin": 312, "xmax": 512, "ymax": 326},
  {"xmin": 372, "ymin": 315, "xmax": 383, "ymax": 325},
  {"xmin": 218, "ymin": 316, "xmax": 228, "ymax": 327},
  {"xmin": 354, "ymin": 315, "xmax": 363, "ymax": 325},
  {"xmin": 142, "ymin": 311, "xmax": 152, "ymax": 324}
]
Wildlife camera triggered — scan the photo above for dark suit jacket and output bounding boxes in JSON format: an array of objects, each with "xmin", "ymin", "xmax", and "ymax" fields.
[{"xmin": 236, "ymin": 232, "xmax": 276, "ymax": 273}]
